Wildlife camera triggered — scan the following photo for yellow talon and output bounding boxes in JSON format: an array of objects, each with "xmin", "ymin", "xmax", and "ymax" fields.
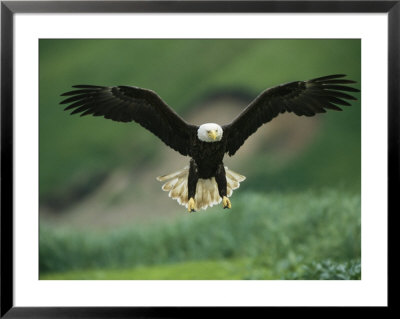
[
  {"xmin": 222, "ymin": 196, "xmax": 231, "ymax": 209},
  {"xmin": 188, "ymin": 197, "xmax": 196, "ymax": 212}
]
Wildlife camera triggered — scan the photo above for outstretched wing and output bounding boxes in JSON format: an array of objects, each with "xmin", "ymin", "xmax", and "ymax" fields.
[
  {"xmin": 60, "ymin": 85, "xmax": 197, "ymax": 156},
  {"xmin": 222, "ymin": 74, "xmax": 360, "ymax": 156}
]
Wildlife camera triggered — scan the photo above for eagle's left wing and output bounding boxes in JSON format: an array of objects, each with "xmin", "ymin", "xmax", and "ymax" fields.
[
  {"xmin": 60, "ymin": 85, "xmax": 198, "ymax": 156},
  {"xmin": 222, "ymin": 74, "xmax": 360, "ymax": 156}
]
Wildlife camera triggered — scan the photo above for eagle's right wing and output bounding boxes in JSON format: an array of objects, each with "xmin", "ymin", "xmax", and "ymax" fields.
[
  {"xmin": 60, "ymin": 85, "xmax": 198, "ymax": 156},
  {"xmin": 222, "ymin": 74, "xmax": 360, "ymax": 156}
]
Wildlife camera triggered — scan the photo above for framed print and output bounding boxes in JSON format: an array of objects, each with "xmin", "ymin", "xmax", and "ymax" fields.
[{"xmin": 1, "ymin": 0, "xmax": 396, "ymax": 317}]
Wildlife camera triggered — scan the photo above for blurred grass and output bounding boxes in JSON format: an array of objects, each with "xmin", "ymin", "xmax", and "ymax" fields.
[
  {"xmin": 40, "ymin": 39, "xmax": 360, "ymax": 199},
  {"xmin": 40, "ymin": 259, "xmax": 249, "ymax": 280},
  {"xmin": 40, "ymin": 258, "xmax": 361, "ymax": 280},
  {"xmin": 40, "ymin": 189, "xmax": 360, "ymax": 279}
]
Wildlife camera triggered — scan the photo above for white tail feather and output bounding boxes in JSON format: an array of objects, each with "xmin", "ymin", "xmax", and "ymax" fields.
[{"xmin": 156, "ymin": 166, "xmax": 246, "ymax": 210}]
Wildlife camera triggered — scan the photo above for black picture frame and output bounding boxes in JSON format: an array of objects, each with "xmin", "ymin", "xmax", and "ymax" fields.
[{"xmin": 1, "ymin": 1, "xmax": 396, "ymax": 317}]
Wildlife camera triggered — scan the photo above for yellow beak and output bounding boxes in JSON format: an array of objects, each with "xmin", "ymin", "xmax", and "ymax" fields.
[{"xmin": 208, "ymin": 130, "xmax": 218, "ymax": 140}]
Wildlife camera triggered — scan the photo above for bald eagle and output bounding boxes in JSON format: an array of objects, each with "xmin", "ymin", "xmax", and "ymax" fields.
[{"xmin": 60, "ymin": 74, "xmax": 359, "ymax": 212}]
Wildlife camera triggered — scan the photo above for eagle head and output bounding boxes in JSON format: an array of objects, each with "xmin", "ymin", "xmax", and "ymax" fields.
[{"xmin": 197, "ymin": 123, "xmax": 223, "ymax": 142}]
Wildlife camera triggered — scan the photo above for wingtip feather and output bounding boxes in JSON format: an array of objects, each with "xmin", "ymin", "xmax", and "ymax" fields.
[{"xmin": 310, "ymin": 74, "xmax": 347, "ymax": 82}]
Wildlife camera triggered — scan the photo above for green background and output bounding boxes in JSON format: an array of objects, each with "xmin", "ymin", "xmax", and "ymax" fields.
[{"xmin": 39, "ymin": 39, "xmax": 361, "ymax": 280}]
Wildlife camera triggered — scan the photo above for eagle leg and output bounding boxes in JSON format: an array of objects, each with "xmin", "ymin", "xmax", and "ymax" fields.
[
  {"xmin": 188, "ymin": 159, "xmax": 199, "ymax": 212},
  {"xmin": 215, "ymin": 163, "xmax": 231, "ymax": 209}
]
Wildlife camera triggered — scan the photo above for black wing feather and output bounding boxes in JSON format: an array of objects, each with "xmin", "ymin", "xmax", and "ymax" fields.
[
  {"xmin": 223, "ymin": 74, "xmax": 360, "ymax": 156},
  {"xmin": 60, "ymin": 85, "xmax": 197, "ymax": 156}
]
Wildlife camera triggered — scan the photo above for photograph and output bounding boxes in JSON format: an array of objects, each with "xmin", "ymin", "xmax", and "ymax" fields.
[{"xmin": 38, "ymin": 38, "xmax": 361, "ymax": 280}]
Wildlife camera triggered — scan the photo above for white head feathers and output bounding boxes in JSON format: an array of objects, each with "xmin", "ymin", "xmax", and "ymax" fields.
[{"xmin": 197, "ymin": 123, "xmax": 223, "ymax": 143}]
